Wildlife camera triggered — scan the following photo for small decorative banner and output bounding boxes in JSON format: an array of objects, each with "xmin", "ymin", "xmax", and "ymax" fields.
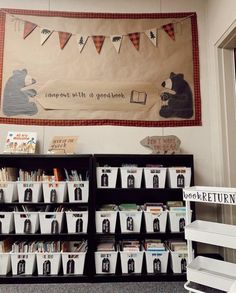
[
  {"xmin": 110, "ymin": 35, "xmax": 123, "ymax": 53},
  {"xmin": 162, "ymin": 23, "xmax": 175, "ymax": 40},
  {"xmin": 76, "ymin": 34, "xmax": 88, "ymax": 52},
  {"xmin": 128, "ymin": 32, "xmax": 140, "ymax": 50},
  {"xmin": 40, "ymin": 28, "xmax": 53, "ymax": 45},
  {"xmin": 23, "ymin": 21, "xmax": 37, "ymax": 39},
  {"xmin": 58, "ymin": 31, "xmax": 72, "ymax": 49},
  {"xmin": 140, "ymin": 135, "xmax": 181, "ymax": 154},
  {"xmin": 92, "ymin": 35, "xmax": 105, "ymax": 54},
  {"xmin": 145, "ymin": 29, "xmax": 157, "ymax": 46}
]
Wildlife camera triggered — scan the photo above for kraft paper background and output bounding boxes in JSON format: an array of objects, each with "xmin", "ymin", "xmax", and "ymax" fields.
[{"xmin": 0, "ymin": 10, "xmax": 201, "ymax": 126}]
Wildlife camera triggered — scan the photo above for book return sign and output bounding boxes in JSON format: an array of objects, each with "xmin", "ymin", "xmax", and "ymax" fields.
[{"xmin": 183, "ymin": 188, "xmax": 236, "ymax": 205}]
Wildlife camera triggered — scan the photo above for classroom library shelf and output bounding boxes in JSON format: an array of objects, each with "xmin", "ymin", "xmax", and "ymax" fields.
[{"xmin": 0, "ymin": 154, "xmax": 194, "ymax": 283}]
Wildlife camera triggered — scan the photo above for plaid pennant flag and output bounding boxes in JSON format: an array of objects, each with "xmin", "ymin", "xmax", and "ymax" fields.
[
  {"xmin": 40, "ymin": 28, "xmax": 53, "ymax": 45},
  {"xmin": 23, "ymin": 21, "xmax": 37, "ymax": 39},
  {"xmin": 92, "ymin": 36, "xmax": 105, "ymax": 54},
  {"xmin": 58, "ymin": 31, "xmax": 72, "ymax": 49},
  {"xmin": 76, "ymin": 34, "xmax": 88, "ymax": 52},
  {"xmin": 162, "ymin": 23, "xmax": 175, "ymax": 41},
  {"xmin": 110, "ymin": 35, "xmax": 123, "ymax": 53},
  {"xmin": 145, "ymin": 29, "xmax": 157, "ymax": 46},
  {"xmin": 128, "ymin": 32, "xmax": 140, "ymax": 51}
]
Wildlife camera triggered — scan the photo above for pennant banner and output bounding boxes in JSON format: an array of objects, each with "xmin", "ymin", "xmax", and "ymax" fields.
[
  {"xmin": 23, "ymin": 21, "xmax": 37, "ymax": 39},
  {"xmin": 162, "ymin": 23, "xmax": 175, "ymax": 41},
  {"xmin": 58, "ymin": 31, "xmax": 72, "ymax": 49},
  {"xmin": 145, "ymin": 29, "xmax": 157, "ymax": 46},
  {"xmin": 92, "ymin": 35, "xmax": 105, "ymax": 54},
  {"xmin": 128, "ymin": 32, "xmax": 140, "ymax": 51},
  {"xmin": 40, "ymin": 28, "xmax": 53, "ymax": 45},
  {"xmin": 110, "ymin": 35, "xmax": 123, "ymax": 53},
  {"xmin": 76, "ymin": 34, "xmax": 88, "ymax": 52}
]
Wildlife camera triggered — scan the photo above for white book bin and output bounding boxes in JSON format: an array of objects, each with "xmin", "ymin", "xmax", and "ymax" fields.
[
  {"xmin": 144, "ymin": 168, "xmax": 167, "ymax": 188},
  {"xmin": 144, "ymin": 211, "xmax": 168, "ymax": 233},
  {"xmin": 169, "ymin": 249, "xmax": 188, "ymax": 274},
  {"xmin": 96, "ymin": 167, "xmax": 118, "ymax": 188},
  {"xmin": 95, "ymin": 251, "xmax": 118, "ymax": 274},
  {"xmin": 0, "ymin": 212, "xmax": 14, "ymax": 234},
  {"xmin": 168, "ymin": 209, "xmax": 188, "ymax": 232},
  {"xmin": 0, "ymin": 182, "xmax": 17, "ymax": 203},
  {"xmin": 11, "ymin": 252, "xmax": 36, "ymax": 275},
  {"xmin": 17, "ymin": 181, "xmax": 42, "ymax": 203},
  {"xmin": 120, "ymin": 167, "xmax": 143, "ymax": 188},
  {"xmin": 13, "ymin": 212, "xmax": 39, "ymax": 234},
  {"xmin": 39, "ymin": 212, "xmax": 64, "ymax": 234},
  {"xmin": 120, "ymin": 251, "xmax": 144, "ymax": 274},
  {"xmin": 167, "ymin": 167, "xmax": 191, "ymax": 188},
  {"xmin": 65, "ymin": 211, "xmax": 88, "ymax": 234},
  {"xmin": 36, "ymin": 252, "xmax": 61, "ymax": 275},
  {"xmin": 62, "ymin": 251, "xmax": 86, "ymax": 275},
  {"xmin": 67, "ymin": 181, "xmax": 89, "ymax": 203},
  {"xmin": 0, "ymin": 253, "xmax": 11, "ymax": 275},
  {"xmin": 119, "ymin": 210, "xmax": 142, "ymax": 233},
  {"xmin": 96, "ymin": 211, "xmax": 118, "ymax": 234},
  {"xmin": 145, "ymin": 250, "xmax": 169, "ymax": 274},
  {"xmin": 42, "ymin": 181, "xmax": 67, "ymax": 203}
]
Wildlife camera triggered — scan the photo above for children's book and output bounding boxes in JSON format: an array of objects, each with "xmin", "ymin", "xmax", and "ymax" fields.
[{"xmin": 3, "ymin": 131, "xmax": 37, "ymax": 154}]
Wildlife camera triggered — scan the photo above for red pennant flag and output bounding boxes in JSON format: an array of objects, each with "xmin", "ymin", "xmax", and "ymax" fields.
[
  {"xmin": 58, "ymin": 32, "xmax": 72, "ymax": 49},
  {"xmin": 162, "ymin": 23, "xmax": 175, "ymax": 41},
  {"xmin": 128, "ymin": 32, "xmax": 140, "ymax": 50},
  {"xmin": 23, "ymin": 21, "xmax": 37, "ymax": 39},
  {"xmin": 92, "ymin": 36, "xmax": 105, "ymax": 54}
]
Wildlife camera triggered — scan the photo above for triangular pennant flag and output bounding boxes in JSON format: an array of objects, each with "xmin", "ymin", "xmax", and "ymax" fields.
[
  {"xmin": 40, "ymin": 28, "xmax": 53, "ymax": 45},
  {"xmin": 145, "ymin": 29, "xmax": 157, "ymax": 46},
  {"xmin": 162, "ymin": 23, "xmax": 175, "ymax": 41},
  {"xmin": 128, "ymin": 32, "xmax": 140, "ymax": 51},
  {"xmin": 110, "ymin": 35, "xmax": 123, "ymax": 53},
  {"xmin": 76, "ymin": 34, "xmax": 88, "ymax": 52},
  {"xmin": 23, "ymin": 21, "xmax": 37, "ymax": 39},
  {"xmin": 58, "ymin": 32, "xmax": 72, "ymax": 49},
  {"xmin": 92, "ymin": 36, "xmax": 105, "ymax": 54}
]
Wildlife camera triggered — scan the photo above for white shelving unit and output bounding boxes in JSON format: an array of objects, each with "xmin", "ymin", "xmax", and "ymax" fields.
[{"xmin": 183, "ymin": 186, "xmax": 236, "ymax": 293}]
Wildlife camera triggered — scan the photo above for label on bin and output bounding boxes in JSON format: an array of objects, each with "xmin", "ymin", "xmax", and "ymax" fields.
[
  {"xmin": 24, "ymin": 188, "xmax": 32, "ymax": 202},
  {"xmin": 153, "ymin": 258, "xmax": 161, "ymax": 273},
  {"xmin": 101, "ymin": 174, "xmax": 109, "ymax": 187},
  {"xmin": 102, "ymin": 219, "xmax": 110, "ymax": 233},
  {"xmin": 50, "ymin": 189, "xmax": 57, "ymax": 202},
  {"xmin": 23, "ymin": 183, "xmax": 33, "ymax": 188},
  {"xmin": 0, "ymin": 183, "xmax": 7, "ymax": 188},
  {"xmin": 127, "ymin": 175, "xmax": 135, "ymax": 188},
  {"xmin": 128, "ymin": 258, "xmax": 135, "ymax": 273},
  {"xmin": 17, "ymin": 259, "xmax": 25, "ymax": 275},
  {"xmin": 181, "ymin": 258, "xmax": 187, "ymax": 273},
  {"xmin": 153, "ymin": 218, "xmax": 160, "ymax": 232},
  {"xmin": 74, "ymin": 187, "xmax": 82, "ymax": 201},
  {"xmin": 76, "ymin": 218, "xmax": 83, "ymax": 233},
  {"xmin": 102, "ymin": 258, "xmax": 110, "ymax": 272},
  {"xmin": 67, "ymin": 259, "xmax": 75, "ymax": 274},
  {"xmin": 43, "ymin": 260, "xmax": 51, "ymax": 275},
  {"xmin": 127, "ymin": 216, "xmax": 134, "ymax": 231}
]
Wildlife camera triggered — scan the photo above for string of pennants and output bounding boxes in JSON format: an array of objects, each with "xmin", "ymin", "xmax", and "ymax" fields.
[{"xmin": 4, "ymin": 10, "xmax": 193, "ymax": 54}]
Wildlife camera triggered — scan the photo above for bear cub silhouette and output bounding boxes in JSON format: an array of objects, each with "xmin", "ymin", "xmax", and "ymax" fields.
[
  {"xmin": 3, "ymin": 69, "xmax": 38, "ymax": 116},
  {"xmin": 159, "ymin": 72, "xmax": 193, "ymax": 119}
]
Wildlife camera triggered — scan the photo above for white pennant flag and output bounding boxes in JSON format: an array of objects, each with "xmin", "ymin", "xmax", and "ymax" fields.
[
  {"xmin": 76, "ymin": 34, "xmax": 88, "ymax": 52},
  {"xmin": 110, "ymin": 35, "xmax": 123, "ymax": 53},
  {"xmin": 145, "ymin": 29, "xmax": 157, "ymax": 46},
  {"xmin": 40, "ymin": 28, "xmax": 53, "ymax": 45}
]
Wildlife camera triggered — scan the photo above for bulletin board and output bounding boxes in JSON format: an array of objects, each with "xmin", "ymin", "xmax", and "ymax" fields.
[{"xmin": 0, "ymin": 9, "xmax": 201, "ymax": 127}]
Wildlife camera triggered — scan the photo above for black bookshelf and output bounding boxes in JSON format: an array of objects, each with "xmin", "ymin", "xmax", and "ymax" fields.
[{"xmin": 0, "ymin": 154, "xmax": 194, "ymax": 283}]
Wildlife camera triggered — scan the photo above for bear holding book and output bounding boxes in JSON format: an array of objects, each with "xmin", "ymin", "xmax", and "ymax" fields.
[
  {"xmin": 159, "ymin": 72, "xmax": 193, "ymax": 119},
  {"xmin": 2, "ymin": 69, "xmax": 38, "ymax": 116}
]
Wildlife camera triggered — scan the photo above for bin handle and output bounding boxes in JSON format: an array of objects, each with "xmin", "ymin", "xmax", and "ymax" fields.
[{"xmin": 184, "ymin": 281, "xmax": 206, "ymax": 293}]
